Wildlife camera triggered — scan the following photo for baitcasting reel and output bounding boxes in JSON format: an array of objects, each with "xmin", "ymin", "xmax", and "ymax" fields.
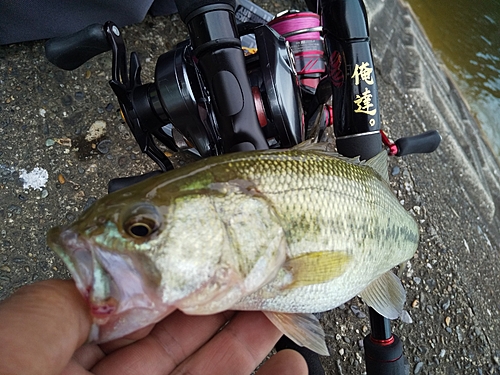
[{"xmin": 45, "ymin": 4, "xmax": 331, "ymax": 173}]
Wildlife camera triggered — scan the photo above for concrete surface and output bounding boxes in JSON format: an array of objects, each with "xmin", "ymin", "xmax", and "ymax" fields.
[{"xmin": 1, "ymin": 0, "xmax": 500, "ymax": 373}]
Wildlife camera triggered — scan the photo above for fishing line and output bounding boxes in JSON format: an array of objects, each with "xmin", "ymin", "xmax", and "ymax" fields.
[{"xmin": 268, "ymin": 11, "xmax": 325, "ymax": 92}]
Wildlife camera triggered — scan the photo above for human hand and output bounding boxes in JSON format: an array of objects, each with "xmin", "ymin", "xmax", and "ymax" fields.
[{"xmin": 0, "ymin": 280, "xmax": 307, "ymax": 375}]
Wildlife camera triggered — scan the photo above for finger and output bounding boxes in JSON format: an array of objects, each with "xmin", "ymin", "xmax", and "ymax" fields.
[
  {"xmin": 70, "ymin": 343, "xmax": 105, "ymax": 369},
  {"xmin": 256, "ymin": 349, "xmax": 309, "ymax": 375},
  {"xmin": 98, "ymin": 323, "xmax": 156, "ymax": 354},
  {"xmin": 172, "ymin": 311, "xmax": 282, "ymax": 375},
  {"xmin": 91, "ymin": 310, "xmax": 234, "ymax": 375},
  {"xmin": 66, "ymin": 322, "xmax": 156, "ymax": 373},
  {"xmin": 0, "ymin": 280, "xmax": 92, "ymax": 375},
  {"xmin": 60, "ymin": 358, "xmax": 95, "ymax": 375}
]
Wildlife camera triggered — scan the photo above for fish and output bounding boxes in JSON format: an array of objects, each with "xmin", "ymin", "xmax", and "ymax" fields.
[{"xmin": 47, "ymin": 142, "xmax": 419, "ymax": 356}]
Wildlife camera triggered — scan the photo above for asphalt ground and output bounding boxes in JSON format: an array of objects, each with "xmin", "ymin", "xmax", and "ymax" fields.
[{"xmin": 1, "ymin": 0, "xmax": 500, "ymax": 373}]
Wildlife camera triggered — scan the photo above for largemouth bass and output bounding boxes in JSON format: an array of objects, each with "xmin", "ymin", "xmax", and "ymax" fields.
[{"xmin": 48, "ymin": 143, "xmax": 419, "ymax": 355}]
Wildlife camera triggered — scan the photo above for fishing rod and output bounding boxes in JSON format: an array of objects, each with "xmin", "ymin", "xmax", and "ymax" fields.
[
  {"xmin": 44, "ymin": 0, "xmax": 441, "ymax": 373},
  {"xmin": 318, "ymin": 1, "xmax": 440, "ymax": 373}
]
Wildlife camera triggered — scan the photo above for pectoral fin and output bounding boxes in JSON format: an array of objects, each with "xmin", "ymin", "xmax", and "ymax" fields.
[
  {"xmin": 359, "ymin": 271, "xmax": 406, "ymax": 319},
  {"xmin": 263, "ymin": 311, "xmax": 329, "ymax": 356},
  {"xmin": 284, "ymin": 251, "xmax": 351, "ymax": 289}
]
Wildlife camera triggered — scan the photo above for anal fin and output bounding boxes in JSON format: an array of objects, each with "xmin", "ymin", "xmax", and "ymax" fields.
[
  {"xmin": 359, "ymin": 271, "xmax": 406, "ymax": 319},
  {"xmin": 263, "ymin": 311, "xmax": 329, "ymax": 356}
]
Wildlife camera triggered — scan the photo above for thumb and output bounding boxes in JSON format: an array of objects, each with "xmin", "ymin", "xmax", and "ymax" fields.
[{"xmin": 0, "ymin": 279, "xmax": 92, "ymax": 375}]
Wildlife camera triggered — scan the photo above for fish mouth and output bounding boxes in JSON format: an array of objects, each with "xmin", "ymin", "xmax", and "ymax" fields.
[
  {"xmin": 48, "ymin": 226, "xmax": 173, "ymax": 342},
  {"xmin": 48, "ymin": 226, "xmax": 94, "ymax": 299}
]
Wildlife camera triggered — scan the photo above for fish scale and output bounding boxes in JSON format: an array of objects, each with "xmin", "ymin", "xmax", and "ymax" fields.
[
  {"xmin": 203, "ymin": 151, "xmax": 418, "ymax": 312},
  {"xmin": 48, "ymin": 145, "xmax": 419, "ymax": 354}
]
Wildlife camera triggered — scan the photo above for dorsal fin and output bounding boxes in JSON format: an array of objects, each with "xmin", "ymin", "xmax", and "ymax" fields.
[
  {"xmin": 292, "ymin": 139, "xmax": 389, "ymax": 183},
  {"xmin": 291, "ymin": 140, "xmax": 361, "ymax": 164},
  {"xmin": 365, "ymin": 150, "xmax": 390, "ymax": 183},
  {"xmin": 291, "ymin": 139, "xmax": 331, "ymax": 152}
]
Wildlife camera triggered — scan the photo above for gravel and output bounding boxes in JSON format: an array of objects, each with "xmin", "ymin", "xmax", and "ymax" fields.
[{"xmin": 1, "ymin": 0, "xmax": 500, "ymax": 374}]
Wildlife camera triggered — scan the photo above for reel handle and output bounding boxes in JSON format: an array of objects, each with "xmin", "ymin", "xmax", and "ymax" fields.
[
  {"xmin": 395, "ymin": 130, "xmax": 442, "ymax": 156},
  {"xmin": 45, "ymin": 23, "xmax": 110, "ymax": 70}
]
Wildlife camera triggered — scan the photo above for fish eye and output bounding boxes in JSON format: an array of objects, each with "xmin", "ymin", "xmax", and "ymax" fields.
[
  {"xmin": 122, "ymin": 204, "xmax": 162, "ymax": 239},
  {"xmin": 126, "ymin": 219, "xmax": 157, "ymax": 238}
]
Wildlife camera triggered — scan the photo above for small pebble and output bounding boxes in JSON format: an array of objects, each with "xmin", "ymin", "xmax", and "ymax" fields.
[
  {"xmin": 41, "ymin": 189, "xmax": 48, "ymax": 198},
  {"xmin": 86, "ymin": 120, "xmax": 107, "ymax": 142},
  {"xmin": 83, "ymin": 197, "xmax": 97, "ymax": 211},
  {"xmin": 105, "ymin": 103, "xmax": 114, "ymax": 112},
  {"xmin": 441, "ymin": 298, "xmax": 451, "ymax": 310},
  {"xmin": 45, "ymin": 138, "xmax": 55, "ymax": 147},
  {"xmin": 456, "ymin": 326, "xmax": 464, "ymax": 342},
  {"xmin": 445, "ymin": 316, "xmax": 451, "ymax": 326},
  {"xmin": 414, "ymin": 361, "xmax": 424, "ymax": 374},
  {"xmin": 118, "ymin": 156, "xmax": 128, "ymax": 167},
  {"xmin": 61, "ymin": 95, "xmax": 73, "ymax": 106},
  {"xmin": 400, "ymin": 310, "xmax": 413, "ymax": 323},
  {"xmin": 350, "ymin": 305, "xmax": 366, "ymax": 318},
  {"xmin": 55, "ymin": 137, "xmax": 72, "ymax": 147},
  {"xmin": 391, "ymin": 166, "xmax": 400, "ymax": 176},
  {"xmin": 8, "ymin": 205, "xmax": 21, "ymax": 214},
  {"xmin": 97, "ymin": 139, "xmax": 112, "ymax": 154},
  {"xmin": 75, "ymin": 91, "xmax": 85, "ymax": 100}
]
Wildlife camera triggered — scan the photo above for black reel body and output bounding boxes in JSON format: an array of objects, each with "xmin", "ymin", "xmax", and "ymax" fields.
[
  {"xmin": 45, "ymin": 7, "xmax": 332, "ymax": 172},
  {"xmin": 150, "ymin": 24, "xmax": 305, "ymax": 159}
]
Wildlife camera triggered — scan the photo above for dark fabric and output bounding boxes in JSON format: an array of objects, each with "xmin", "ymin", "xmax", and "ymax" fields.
[
  {"xmin": 149, "ymin": 0, "xmax": 178, "ymax": 17},
  {"xmin": 275, "ymin": 336, "xmax": 326, "ymax": 375},
  {"xmin": 0, "ymin": 0, "xmax": 177, "ymax": 45}
]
